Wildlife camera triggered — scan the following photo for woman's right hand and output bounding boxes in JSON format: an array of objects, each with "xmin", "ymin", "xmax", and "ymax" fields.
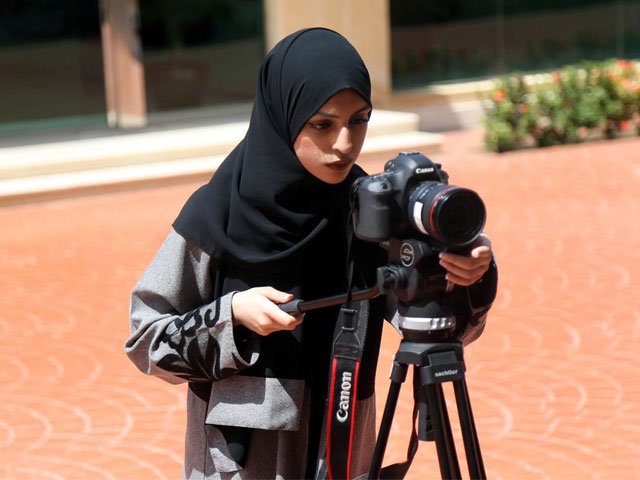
[{"xmin": 231, "ymin": 287, "xmax": 304, "ymax": 336}]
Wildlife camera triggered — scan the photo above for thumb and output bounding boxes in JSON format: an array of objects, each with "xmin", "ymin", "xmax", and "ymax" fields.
[
  {"xmin": 255, "ymin": 287, "xmax": 294, "ymax": 304},
  {"xmin": 472, "ymin": 245, "xmax": 491, "ymax": 258}
]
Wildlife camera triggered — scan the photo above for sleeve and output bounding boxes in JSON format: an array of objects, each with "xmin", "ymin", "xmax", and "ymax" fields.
[
  {"xmin": 448, "ymin": 256, "xmax": 498, "ymax": 345},
  {"xmin": 124, "ymin": 228, "xmax": 260, "ymax": 384}
]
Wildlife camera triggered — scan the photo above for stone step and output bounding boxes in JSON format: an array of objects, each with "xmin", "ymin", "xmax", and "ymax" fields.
[
  {"xmin": 0, "ymin": 122, "xmax": 248, "ymax": 180},
  {"xmin": 0, "ymin": 110, "xmax": 442, "ymax": 204}
]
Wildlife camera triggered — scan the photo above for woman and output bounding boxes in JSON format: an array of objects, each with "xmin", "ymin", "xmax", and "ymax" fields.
[{"xmin": 126, "ymin": 28, "xmax": 496, "ymax": 479}]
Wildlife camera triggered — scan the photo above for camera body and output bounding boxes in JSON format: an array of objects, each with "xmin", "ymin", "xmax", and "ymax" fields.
[{"xmin": 351, "ymin": 152, "xmax": 486, "ymax": 249}]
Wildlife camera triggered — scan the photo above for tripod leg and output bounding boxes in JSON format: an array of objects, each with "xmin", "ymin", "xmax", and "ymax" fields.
[
  {"xmin": 453, "ymin": 378, "xmax": 486, "ymax": 479},
  {"xmin": 369, "ymin": 361, "xmax": 408, "ymax": 479},
  {"xmin": 435, "ymin": 384, "xmax": 463, "ymax": 479},
  {"xmin": 424, "ymin": 383, "xmax": 462, "ymax": 480}
]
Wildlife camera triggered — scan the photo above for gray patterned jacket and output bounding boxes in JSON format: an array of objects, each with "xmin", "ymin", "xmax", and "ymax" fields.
[{"xmin": 126, "ymin": 229, "xmax": 492, "ymax": 479}]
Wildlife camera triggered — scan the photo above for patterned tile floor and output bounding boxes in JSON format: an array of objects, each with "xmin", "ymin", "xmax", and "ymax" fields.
[{"xmin": 1, "ymin": 128, "xmax": 639, "ymax": 479}]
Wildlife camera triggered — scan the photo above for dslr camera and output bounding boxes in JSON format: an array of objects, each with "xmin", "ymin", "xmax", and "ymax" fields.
[{"xmin": 351, "ymin": 151, "xmax": 485, "ymax": 249}]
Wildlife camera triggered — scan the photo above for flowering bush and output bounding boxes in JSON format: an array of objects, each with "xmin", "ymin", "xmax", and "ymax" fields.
[{"xmin": 483, "ymin": 59, "xmax": 640, "ymax": 152}]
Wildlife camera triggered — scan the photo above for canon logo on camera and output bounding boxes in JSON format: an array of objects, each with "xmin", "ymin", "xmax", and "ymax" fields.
[{"xmin": 400, "ymin": 242, "xmax": 415, "ymax": 267}]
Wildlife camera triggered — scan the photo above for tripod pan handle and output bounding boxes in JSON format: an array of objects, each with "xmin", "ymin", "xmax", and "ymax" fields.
[{"xmin": 279, "ymin": 299, "xmax": 303, "ymax": 316}]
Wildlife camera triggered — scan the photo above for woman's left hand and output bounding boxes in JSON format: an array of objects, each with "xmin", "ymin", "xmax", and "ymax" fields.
[{"xmin": 438, "ymin": 234, "xmax": 493, "ymax": 287}]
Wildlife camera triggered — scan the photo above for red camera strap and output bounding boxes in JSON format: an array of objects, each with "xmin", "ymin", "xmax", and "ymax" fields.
[{"xmin": 325, "ymin": 303, "xmax": 368, "ymax": 480}]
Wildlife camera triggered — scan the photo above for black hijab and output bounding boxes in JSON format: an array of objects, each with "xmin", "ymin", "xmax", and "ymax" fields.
[{"xmin": 173, "ymin": 27, "xmax": 372, "ymax": 267}]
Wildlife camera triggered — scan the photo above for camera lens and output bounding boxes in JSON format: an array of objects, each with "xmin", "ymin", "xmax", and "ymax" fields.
[{"xmin": 408, "ymin": 182, "xmax": 486, "ymax": 246}]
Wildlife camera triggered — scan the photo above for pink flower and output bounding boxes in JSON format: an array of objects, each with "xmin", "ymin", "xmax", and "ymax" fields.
[
  {"xmin": 615, "ymin": 59, "xmax": 633, "ymax": 71},
  {"xmin": 493, "ymin": 90, "xmax": 507, "ymax": 102}
]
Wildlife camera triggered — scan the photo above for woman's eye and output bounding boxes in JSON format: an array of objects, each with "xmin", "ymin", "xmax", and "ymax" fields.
[
  {"xmin": 351, "ymin": 116, "xmax": 370, "ymax": 125},
  {"xmin": 309, "ymin": 121, "xmax": 331, "ymax": 130}
]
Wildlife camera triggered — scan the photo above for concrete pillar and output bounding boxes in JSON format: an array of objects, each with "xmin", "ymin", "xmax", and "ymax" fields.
[
  {"xmin": 100, "ymin": 0, "xmax": 147, "ymax": 128},
  {"xmin": 264, "ymin": 0, "xmax": 392, "ymax": 105}
]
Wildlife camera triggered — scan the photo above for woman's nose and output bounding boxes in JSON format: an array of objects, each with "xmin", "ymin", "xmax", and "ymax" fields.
[{"xmin": 333, "ymin": 126, "xmax": 353, "ymax": 154}]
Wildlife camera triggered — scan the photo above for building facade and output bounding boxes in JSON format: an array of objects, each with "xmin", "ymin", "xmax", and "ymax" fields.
[{"xmin": 1, "ymin": 0, "xmax": 639, "ymax": 137}]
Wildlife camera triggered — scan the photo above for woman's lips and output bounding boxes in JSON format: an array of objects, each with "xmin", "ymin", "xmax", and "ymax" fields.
[{"xmin": 327, "ymin": 160, "xmax": 352, "ymax": 171}]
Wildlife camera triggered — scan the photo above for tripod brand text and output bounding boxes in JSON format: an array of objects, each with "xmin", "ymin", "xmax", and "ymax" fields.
[
  {"xmin": 434, "ymin": 369, "xmax": 458, "ymax": 378},
  {"xmin": 336, "ymin": 371, "xmax": 353, "ymax": 423}
]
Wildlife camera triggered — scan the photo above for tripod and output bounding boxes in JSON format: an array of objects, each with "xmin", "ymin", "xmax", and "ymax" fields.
[
  {"xmin": 279, "ymin": 257, "xmax": 487, "ymax": 479},
  {"xmin": 368, "ymin": 339, "xmax": 485, "ymax": 480}
]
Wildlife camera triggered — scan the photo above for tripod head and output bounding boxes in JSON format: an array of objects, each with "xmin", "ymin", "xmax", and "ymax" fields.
[
  {"xmin": 378, "ymin": 237, "xmax": 458, "ymax": 343},
  {"xmin": 279, "ymin": 236, "xmax": 463, "ymax": 344}
]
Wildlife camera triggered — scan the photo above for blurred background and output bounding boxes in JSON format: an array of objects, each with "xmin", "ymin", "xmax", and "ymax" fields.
[
  {"xmin": 1, "ymin": 1, "xmax": 639, "ymax": 479},
  {"xmin": 2, "ymin": 0, "xmax": 640, "ymax": 139}
]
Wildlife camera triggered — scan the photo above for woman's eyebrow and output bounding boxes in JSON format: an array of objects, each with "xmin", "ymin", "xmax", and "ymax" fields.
[{"xmin": 314, "ymin": 105, "xmax": 371, "ymax": 118}]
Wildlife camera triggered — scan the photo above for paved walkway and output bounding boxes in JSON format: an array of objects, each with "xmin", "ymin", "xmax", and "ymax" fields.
[{"xmin": 1, "ymin": 129, "xmax": 639, "ymax": 479}]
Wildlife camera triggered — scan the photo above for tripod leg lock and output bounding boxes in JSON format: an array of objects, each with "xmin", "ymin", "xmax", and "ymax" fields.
[{"xmin": 389, "ymin": 360, "xmax": 408, "ymax": 383}]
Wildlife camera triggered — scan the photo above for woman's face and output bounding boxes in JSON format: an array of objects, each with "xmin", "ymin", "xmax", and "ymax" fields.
[{"xmin": 293, "ymin": 89, "xmax": 371, "ymax": 184}]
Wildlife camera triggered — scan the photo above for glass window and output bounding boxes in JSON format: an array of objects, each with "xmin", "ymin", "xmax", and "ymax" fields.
[
  {"xmin": 390, "ymin": 0, "xmax": 640, "ymax": 89},
  {"xmin": 0, "ymin": 1, "xmax": 106, "ymax": 136},
  {"xmin": 139, "ymin": 0, "xmax": 264, "ymax": 113}
]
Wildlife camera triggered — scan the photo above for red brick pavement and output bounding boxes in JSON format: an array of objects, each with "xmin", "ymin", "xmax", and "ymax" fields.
[{"xmin": 1, "ymin": 128, "xmax": 639, "ymax": 479}]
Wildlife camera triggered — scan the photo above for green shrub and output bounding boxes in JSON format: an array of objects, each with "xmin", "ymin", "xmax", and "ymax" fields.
[{"xmin": 483, "ymin": 59, "xmax": 640, "ymax": 152}]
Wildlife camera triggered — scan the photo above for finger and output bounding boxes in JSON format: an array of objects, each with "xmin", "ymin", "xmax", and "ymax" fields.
[
  {"xmin": 254, "ymin": 311, "xmax": 300, "ymax": 336},
  {"xmin": 445, "ymin": 271, "xmax": 481, "ymax": 287},
  {"xmin": 253, "ymin": 286, "xmax": 294, "ymax": 304},
  {"xmin": 439, "ymin": 252, "xmax": 490, "ymax": 270},
  {"xmin": 258, "ymin": 315, "xmax": 301, "ymax": 336},
  {"xmin": 471, "ymin": 245, "xmax": 492, "ymax": 259},
  {"xmin": 280, "ymin": 314, "xmax": 305, "ymax": 331},
  {"xmin": 263, "ymin": 300, "xmax": 301, "ymax": 327},
  {"xmin": 440, "ymin": 243, "xmax": 492, "ymax": 264},
  {"xmin": 440, "ymin": 258, "xmax": 489, "ymax": 280}
]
